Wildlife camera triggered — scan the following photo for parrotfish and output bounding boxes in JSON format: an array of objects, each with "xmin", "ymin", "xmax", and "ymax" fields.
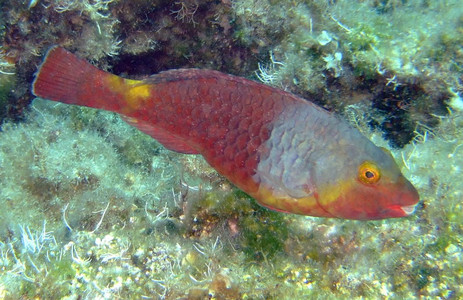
[{"xmin": 32, "ymin": 47, "xmax": 419, "ymax": 220}]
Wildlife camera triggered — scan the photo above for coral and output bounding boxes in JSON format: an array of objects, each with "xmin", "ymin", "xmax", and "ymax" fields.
[
  {"xmin": 232, "ymin": 0, "xmax": 461, "ymax": 147},
  {"xmin": 1, "ymin": 0, "xmax": 457, "ymax": 146},
  {"xmin": 0, "ymin": 0, "xmax": 261, "ymax": 122}
]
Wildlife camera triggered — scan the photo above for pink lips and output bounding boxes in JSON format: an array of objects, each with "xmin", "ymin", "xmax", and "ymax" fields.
[{"xmin": 400, "ymin": 204, "xmax": 417, "ymax": 215}]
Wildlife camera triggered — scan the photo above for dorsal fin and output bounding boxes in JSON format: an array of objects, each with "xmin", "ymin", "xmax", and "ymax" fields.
[
  {"xmin": 144, "ymin": 69, "xmax": 228, "ymax": 84},
  {"xmin": 121, "ymin": 116, "xmax": 199, "ymax": 154}
]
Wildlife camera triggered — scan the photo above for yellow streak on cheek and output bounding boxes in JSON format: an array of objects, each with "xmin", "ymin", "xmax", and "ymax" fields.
[
  {"xmin": 252, "ymin": 184, "xmax": 321, "ymax": 216},
  {"xmin": 317, "ymin": 179, "xmax": 354, "ymax": 208}
]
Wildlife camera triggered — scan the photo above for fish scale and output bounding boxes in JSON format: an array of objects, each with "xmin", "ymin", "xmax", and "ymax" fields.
[{"xmin": 32, "ymin": 47, "xmax": 419, "ymax": 220}]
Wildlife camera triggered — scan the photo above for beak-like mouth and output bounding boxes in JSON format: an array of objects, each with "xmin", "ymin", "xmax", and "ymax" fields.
[{"xmin": 400, "ymin": 204, "xmax": 417, "ymax": 215}]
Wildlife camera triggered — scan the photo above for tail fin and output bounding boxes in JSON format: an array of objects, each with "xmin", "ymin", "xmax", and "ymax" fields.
[{"xmin": 32, "ymin": 47, "xmax": 124, "ymax": 111}]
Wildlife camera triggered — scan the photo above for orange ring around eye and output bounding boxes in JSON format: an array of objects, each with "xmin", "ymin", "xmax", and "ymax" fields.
[{"xmin": 358, "ymin": 161, "xmax": 381, "ymax": 184}]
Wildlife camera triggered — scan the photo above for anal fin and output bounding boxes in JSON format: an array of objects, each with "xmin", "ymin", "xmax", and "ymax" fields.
[{"xmin": 121, "ymin": 116, "xmax": 199, "ymax": 154}]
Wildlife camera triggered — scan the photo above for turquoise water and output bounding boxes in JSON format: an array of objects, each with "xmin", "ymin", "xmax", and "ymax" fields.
[{"xmin": 0, "ymin": 1, "xmax": 462, "ymax": 298}]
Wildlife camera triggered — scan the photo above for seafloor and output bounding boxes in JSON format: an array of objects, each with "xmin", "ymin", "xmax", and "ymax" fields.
[{"xmin": 0, "ymin": 0, "xmax": 462, "ymax": 299}]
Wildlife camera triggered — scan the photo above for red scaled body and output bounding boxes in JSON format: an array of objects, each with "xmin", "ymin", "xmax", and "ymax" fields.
[{"xmin": 33, "ymin": 47, "xmax": 419, "ymax": 220}]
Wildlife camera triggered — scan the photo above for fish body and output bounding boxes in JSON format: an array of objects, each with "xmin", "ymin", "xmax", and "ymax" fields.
[{"xmin": 32, "ymin": 47, "xmax": 419, "ymax": 220}]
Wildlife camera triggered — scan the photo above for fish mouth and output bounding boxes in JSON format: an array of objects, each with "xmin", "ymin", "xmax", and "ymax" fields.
[{"xmin": 400, "ymin": 204, "xmax": 417, "ymax": 215}]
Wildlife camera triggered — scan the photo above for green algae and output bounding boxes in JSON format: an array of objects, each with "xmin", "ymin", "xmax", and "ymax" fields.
[
  {"xmin": 0, "ymin": 73, "xmax": 15, "ymax": 121},
  {"xmin": 238, "ymin": 195, "xmax": 289, "ymax": 262},
  {"xmin": 0, "ymin": 93, "xmax": 462, "ymax": 300}
]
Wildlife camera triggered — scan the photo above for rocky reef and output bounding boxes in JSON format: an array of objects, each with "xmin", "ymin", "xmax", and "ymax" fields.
[{"xmin": 0, "ymin": 0, "xmax": 462, "ymax": 298}]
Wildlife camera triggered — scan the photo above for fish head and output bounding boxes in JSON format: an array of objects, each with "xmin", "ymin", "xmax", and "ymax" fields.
[{"xmin": 314, "ymin": 146, "xmax": 420, "ymax": 220}]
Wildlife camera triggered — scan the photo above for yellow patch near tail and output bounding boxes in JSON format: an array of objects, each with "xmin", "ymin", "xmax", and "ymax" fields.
[{"xmin": 105, "ymin": 75, "xmax": 153, "ymax": 113}]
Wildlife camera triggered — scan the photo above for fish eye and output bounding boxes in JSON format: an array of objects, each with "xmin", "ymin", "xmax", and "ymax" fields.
[
  {"xmin": 365, "ymin": 170, "xmax": 375, "ymax": 178},
  {"xmin": 358, "ymin": 161, "xmax": 381, "ymax": 184}
]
